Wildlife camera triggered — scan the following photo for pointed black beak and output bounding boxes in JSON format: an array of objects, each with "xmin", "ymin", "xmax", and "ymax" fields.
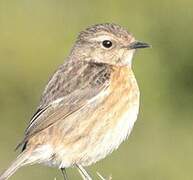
[{"xmin": 128, "ymin": 41, "xmax": 151, "ymax": 49}]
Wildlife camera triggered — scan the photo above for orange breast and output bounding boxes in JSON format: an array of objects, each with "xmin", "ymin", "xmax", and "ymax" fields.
[
  {"xmin": 70, "ymin": 66, "xmax": 140, "ymax": 166},
  {"xmin": 90, "ymin": 65, "xmax": 139, "ymax": 130},
  {"xmin": 71, "ymin": 66, "xmax": 140, "ymax": 150}
]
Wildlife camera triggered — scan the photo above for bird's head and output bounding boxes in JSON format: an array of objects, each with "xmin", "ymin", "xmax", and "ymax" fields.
[{"xmin": 71, "ymin": 23, "xmax": 150, "ymax": 66}]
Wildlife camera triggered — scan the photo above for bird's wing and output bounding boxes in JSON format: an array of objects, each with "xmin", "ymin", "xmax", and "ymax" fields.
[{"xmin": 17, "ymin": 60, "xmax": 112, "ymax": 150}]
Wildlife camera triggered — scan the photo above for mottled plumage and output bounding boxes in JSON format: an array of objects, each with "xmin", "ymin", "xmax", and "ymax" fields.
[
  {"xmin": 0, "ymin": 23, "xmax": 150, "ymax": 180},
  {"xmin": 23, "ymin": 61, "xmax": 112, "ymax": 145},
  {"xmin": 78, "ymin": 23, "xmax": 132, "ymax": 41}
]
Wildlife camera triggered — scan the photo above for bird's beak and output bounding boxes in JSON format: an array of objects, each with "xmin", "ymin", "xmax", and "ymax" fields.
[{"xmin": 128, "ymin": 41, "xmax": 151, "ymax": 49}]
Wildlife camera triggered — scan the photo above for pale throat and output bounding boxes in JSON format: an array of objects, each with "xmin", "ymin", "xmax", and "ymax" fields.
[{"xmin": 120, "ymin": 49, "xmax": 135, "ymax": 66}]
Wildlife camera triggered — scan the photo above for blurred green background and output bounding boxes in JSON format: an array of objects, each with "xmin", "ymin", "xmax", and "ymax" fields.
[{"xmin": 0, "ymin": 0, "xmax": 193, "ymax": 179}]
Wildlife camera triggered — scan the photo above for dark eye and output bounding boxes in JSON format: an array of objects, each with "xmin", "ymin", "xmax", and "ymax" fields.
[{"xmin": 102, "ymin": 40, "xmax": 113, "ymax": 48}]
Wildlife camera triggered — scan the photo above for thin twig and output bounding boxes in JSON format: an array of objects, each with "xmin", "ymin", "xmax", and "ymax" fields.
[{"xmin": 96, "ymin": 172, "xmax": 112, "ymax": 180}]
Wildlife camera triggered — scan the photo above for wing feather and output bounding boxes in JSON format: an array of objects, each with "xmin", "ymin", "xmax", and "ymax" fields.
[{"xmin": 17, "ymin": 61, "xmax": 112, "ymax": 150}]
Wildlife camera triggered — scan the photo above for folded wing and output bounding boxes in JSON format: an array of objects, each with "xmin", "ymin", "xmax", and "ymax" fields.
[{"xmin": 17, "ymin": 60, "xmax": 112, "ymax": 150}]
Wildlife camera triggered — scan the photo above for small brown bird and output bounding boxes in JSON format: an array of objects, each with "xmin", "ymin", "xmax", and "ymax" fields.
[{"xmin": 0, "ymin": 23, "xmax": 150, "ymax": 180}]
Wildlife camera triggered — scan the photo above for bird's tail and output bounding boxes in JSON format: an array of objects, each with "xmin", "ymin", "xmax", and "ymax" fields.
[{"xmin": 0, "ymin": 151, "xmax": 30, "ymax": 180}]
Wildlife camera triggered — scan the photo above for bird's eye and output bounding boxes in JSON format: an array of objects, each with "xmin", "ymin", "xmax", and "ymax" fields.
[{"xmin": 102, "ymin": 40, "xmax": 113, "ymax": 48}]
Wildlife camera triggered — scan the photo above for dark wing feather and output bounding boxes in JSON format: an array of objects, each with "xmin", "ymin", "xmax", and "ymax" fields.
[{"xmin": 17, "ymin": 60, "xmax": 112, "ymax": 150}]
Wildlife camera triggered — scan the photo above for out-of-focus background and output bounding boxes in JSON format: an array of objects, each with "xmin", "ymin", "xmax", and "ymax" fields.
[{"xmin": 0, "ymin": 0, "xmax": 193, "ymax": 180}]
